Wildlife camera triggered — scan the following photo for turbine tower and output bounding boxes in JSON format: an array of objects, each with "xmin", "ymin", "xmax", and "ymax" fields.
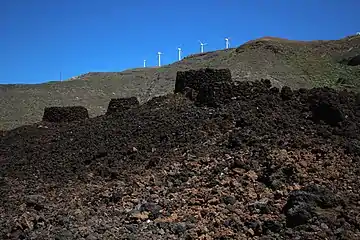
[
  {"xmin": 225, "ymin": 37, "xmax": 231, "ymax": 49},
  {"xmin": 143, "ymin": 60, "xmax": 146, "ymax": 68},
  {"xmin": 157, "ymin": 51, "xmax": 163, "ymax": 67},
  {"xmin": 199, "ymin": 40, "xmax": 207, "ymax": 53},
  {"xmin": 177, "ymin": 47, "xmax": 182, "ymax": 61}
]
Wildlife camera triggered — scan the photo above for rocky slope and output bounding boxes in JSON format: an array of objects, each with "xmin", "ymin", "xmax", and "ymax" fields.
[
  {"xmin": 1, "ymin": 35, "xmax": 360, "ymax": 130},
  {"xmin": 0, "ymin": 68, "xmax": 359, "ymax": 239}
]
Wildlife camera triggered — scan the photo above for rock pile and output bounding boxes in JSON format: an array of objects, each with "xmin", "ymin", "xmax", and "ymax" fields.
[
  {"xmin": 42, "ymin": 106, "xmax": 89, "ymax": 123},
  {"xmin": 106, "ymin": 97, "xmax": 140, "ymax": 115},
  {"xmin": 175, "ymin": 68, "xmax": 233, "ymax": 106},
  {"xmin": 1, "ymin": 68, "xmax": 360, "ymax": 239},
  {"xmin": 175, "ymin": 68, "xmax": 232, "ymax": 94}
]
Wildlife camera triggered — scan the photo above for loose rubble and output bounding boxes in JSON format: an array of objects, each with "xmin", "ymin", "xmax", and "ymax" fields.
[{"xmin": 1, "ymin": 68, "xmax": 360, "ymax": 239}]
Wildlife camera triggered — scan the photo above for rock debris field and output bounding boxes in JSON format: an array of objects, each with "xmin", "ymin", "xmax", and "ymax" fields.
[{"xmin": 0, "ymin": 68, "xmax": 360, "ymax": 239}]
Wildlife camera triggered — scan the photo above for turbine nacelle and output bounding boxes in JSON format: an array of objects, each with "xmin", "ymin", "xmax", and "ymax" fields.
[
  {"xmin": 157, "ymin": 52, "xmax": 163, "ymax": 67},
  {"xmin": 199, "ymin": 40, "xmax": 207, "ymax": 46},
  {"xmin": 199, "ymin": 40, "xmax": 207, "ymax": 53},
  {"xmin": 225, "ymin": 37, "xmax": 231, "ymax": 49}
]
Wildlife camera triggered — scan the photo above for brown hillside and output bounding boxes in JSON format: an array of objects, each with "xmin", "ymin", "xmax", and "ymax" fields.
[{"xmin": 0, "ymin": 35, "xmax": 360, "ymax": 130}]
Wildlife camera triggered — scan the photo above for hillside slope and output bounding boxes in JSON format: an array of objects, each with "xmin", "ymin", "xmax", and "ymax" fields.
[{"xmin": 1, "ymin": 35, "xmax": 360, "ymax": 130}]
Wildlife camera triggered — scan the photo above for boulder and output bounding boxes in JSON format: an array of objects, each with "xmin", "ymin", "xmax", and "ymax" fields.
[
  {"xmin": 174, "ymin": 68, "xmax": 232, "ymax": 94},
  {"xmin": 42, "ymin": 106, "xmax": 89, "ymax": 123},
  {"xmin": 174, "ymin": 68, "xmax": 233, "ymax": 107},
  {"xmin": 283, "ymin": 185, "xmax": 343, "ymax": 228},
  {"xmin": 106, "ymin": 97, "xmax": 139, "ymax": 115},
  {"xmin": 195, "ymin": 81, "xmax": 234, "ymax": 107}
]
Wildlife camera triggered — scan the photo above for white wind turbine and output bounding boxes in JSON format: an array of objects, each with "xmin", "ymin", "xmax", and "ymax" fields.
[
  {"xmin": 177, "ymin": 47, "xmax": 182, "ymax": 61},
  {"xmin": 157, "ymin": 51, "xmax": 163, "ymax": 67},
  {"xmin": 143, "ymin": 59, "xmax": 146, "ymax": 67},
  {"xmin": 199, "ymin": 40, "xmax": 207, "ymax": 53},
  {"xmin": 225, "ymin": 37, "xmax": 231, "ymax": 49}
]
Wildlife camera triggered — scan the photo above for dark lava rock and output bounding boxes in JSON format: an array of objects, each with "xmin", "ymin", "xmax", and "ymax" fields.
[
  {"xmin": 222, "ymin": 195, "xmax": 236, "ymax": 205},
  {"xmin": 55, "ymin": 229, "xmax": 73, "ymax": 240},
  {"xmin": 248, "ymin": 199, "xmax": 275, "ymax": 214},
  {"xmin": 262, "ymin": 220, "xmax": 282, "ymax": 233},
  {"xmin": 245, "ymin": 220, "xmax": 263, "ymax": 235},
  {"xmin": 259, "ymin": 163, "xmax": 300, "ymax": 190},
  {"xmin": 42, "ymin": 106, "xmax": 89, "ymax": 123},
  {"xmin": 311, "ymin": 102, "xmax": 344, "ymax": 126},
  {"xmin": 174, "ymin": 70, "xmax": 288, "ymax": 108},
  {"xmin": 283, "ymin": 185, "xmax": 343, "ymax": 228},
  {"xmin": 1, "ymin": 68, "xmax": 360, "ymax": 239},
  {"xmin": 170, "ymin": 222, "xmax": 187, "ymax": 235},
  {"xmin": 195, "ymin": 81, "xmax": 234, "ymax": 107},
  {"xmin": 25, "ymin": 194, "xmax": 46, "ymax": 211},
  {"xmin": 280, "ymin": 86, "xmax": 293, "ymax": 100},
  {"xmin": 308, "ymin": 87, "xmax": 347, "ymax": 126},
  {"xmin": 140, "ymin": 202, "xmax": 162, "ymax": 219},
  {"xmin": 174, "ymin": 68, "xmax": 232, "ymax": 94},
  {"xmin": 106, "ymin": 97, "xmax": 139, "ymax": 115},
  {"xmin": 183, "ymin": 87, "xmax": 198, "ymax": 101}
]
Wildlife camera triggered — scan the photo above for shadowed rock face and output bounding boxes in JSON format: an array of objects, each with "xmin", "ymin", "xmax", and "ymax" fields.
[
  {"xmin": 106, "ymin": 97, "xmax": 139, "ymax": 115},
  {"xmin": 283, "ymin": 185, "xmax": 343, "ymax": 228},
  {"xmin": 1, "ymin": 68, "xmax": 360, "ymax": 239},
  {"xmin": 42, "ymin": 106, "xmax": 89, "ymax": 123},
  {"xmin": 174, "ymin": 68, "xmax": 232, "ymax": 94},
  {"xmin": 347, "ymin": 55, "xmax": 360, "ymax": 66}
]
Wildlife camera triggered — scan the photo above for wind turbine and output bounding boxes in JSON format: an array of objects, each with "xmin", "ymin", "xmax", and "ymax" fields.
[
  {"xmin": 143, "ymin": 60, "xmax": 146, "ymax": 67},
  {"xmin": 177, "ymin": 47, "xmax": 182, "ymax": 61},
  {"xmin": 199, "ymin": 40, "xmax": 207, "ymax": 53},
  {"xmin": 225, "ymin": 37, "xmax": 231, "ymax": 49},
  {"xmin": 157, "ymin": 51, "xmax": 163, "ymax": 67}
]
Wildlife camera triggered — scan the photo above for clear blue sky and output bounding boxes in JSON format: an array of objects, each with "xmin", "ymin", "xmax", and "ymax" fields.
[{"xmin": 1, "ymin": 0, "xmax": 359, "ymax": 84}]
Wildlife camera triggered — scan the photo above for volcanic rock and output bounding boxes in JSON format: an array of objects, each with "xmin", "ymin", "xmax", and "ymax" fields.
[
  {"xmin": 1, "ymin": 68, "xmax": 360, "ymax": 239},
  {"xmin": 174, "ymin": 68, "xmax": 232, "ymax": 94},
  {"xmin": 106, "ymin": 97, "xmax": 139, "ymax": 115},
  {"xmin": 42, "ymin": 106, "xmax": 89, "ymax": 122},
  {"xmin": 283, "ymin": 185, "xmax": 343, "ymax": 228}
]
